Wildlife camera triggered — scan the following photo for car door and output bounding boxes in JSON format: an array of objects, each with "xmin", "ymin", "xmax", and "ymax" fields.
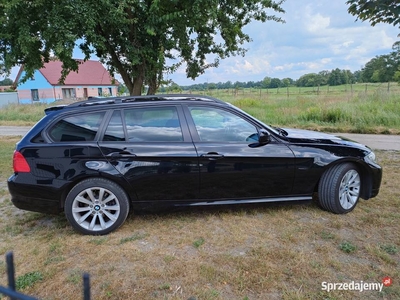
[
  {"xmin": 97, "ymin": 105, "xmax": 200, "ymax": 203},
  {"xmin": 184, "ymin": 104, "xmax": 296, "ymax": 200}
]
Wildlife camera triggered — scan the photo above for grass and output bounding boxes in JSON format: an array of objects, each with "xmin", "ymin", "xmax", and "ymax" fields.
[
  {"xmin": 15, "ymin": 271, "xmax": 43, "ymax": 290},
  {"xmin": 1, "ymin": 84, "xmax": 400, "ymax": 134},
  {"xmin": 339, "ymin": 241, "xmax": 357, "ymax": 253},
  {"xmin": 0, "ymin": 120, "xmax": 399, "ymax": 299}
]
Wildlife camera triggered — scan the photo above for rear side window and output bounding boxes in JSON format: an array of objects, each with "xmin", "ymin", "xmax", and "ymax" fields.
[
  {"xmin": 124, "ymin": 107, "xmax": 183, "ymax": 142},
  {"xmin": 103, "ymin": 110, "xmax": 125, "ymax": 141},
  {"xmin": 49, "ymin": 112, "xmax": 105, "ymax": 142}
]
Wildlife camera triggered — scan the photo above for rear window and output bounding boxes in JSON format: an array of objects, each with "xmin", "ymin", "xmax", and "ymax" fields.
[{"xmin": 49, "ymin": 112, "xmax": 105, "ymax": 142}]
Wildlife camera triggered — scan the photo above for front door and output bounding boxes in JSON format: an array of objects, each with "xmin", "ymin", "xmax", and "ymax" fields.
[{"xmin": 185, "ymin": 105, "xmax": 295, "ymax": 200}]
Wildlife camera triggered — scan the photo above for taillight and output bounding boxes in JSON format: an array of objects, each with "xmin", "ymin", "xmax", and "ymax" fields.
[{"xmin": 13, "ymin": 151, "xmax": 31, "ymax": 173}]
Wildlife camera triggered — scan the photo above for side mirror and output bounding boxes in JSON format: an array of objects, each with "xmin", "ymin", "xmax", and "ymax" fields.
[
  {"xmin": 258, "ymin": 130, "xmax": 271, "ymax": 145},
  {"xmin": 249, "ymin": 130, "xmax": 270, "ymax": 148}
]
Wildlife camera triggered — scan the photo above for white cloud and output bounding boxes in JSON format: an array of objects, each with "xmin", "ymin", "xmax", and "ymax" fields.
[{"xmin": 306, "ymin": 13, "xmax": 331, "ymax": 33}]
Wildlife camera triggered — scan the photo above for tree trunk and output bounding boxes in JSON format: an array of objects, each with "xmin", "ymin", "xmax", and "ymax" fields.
[
  {"xmin": 130, "ymin": 65, "xmax": 145, "ymax": 96},
  {"xmin": 131, "ymin": 77, "xmax": 143, "ymax": 95},
  {"xmin": 147, "ymin": 74, "xmax": 158, "ymax": 95}
]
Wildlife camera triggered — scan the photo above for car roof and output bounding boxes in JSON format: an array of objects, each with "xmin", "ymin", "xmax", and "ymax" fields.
[{"xmin": 44, "ymin": 94, "xmax": 227, "ymax": 115}]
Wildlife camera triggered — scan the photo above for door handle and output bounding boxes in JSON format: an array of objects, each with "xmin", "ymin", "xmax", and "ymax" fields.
[
  {"xmin": 200, "ymin": 152, "xmax": 224, "ymax": 160},
  {"xmin": 106, "ymin": 151, "xmax": 137, "ymax": 158}
]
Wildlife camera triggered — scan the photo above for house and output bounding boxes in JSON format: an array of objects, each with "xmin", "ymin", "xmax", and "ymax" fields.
[
  {"xmin": 15, "ymin": 59, "xmax": 119, "ymax": 104},
  {"xmin": 0, "ymin": 86, "xmax": 13, "ymax": 92}
]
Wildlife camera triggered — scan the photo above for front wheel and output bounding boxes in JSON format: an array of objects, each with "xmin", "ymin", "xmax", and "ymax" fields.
[
  {"xmin": 65, "ymin": 178, "xmax": 130, "ymax": 235},
  {"xmin": 318, "ymin": 163, "xmax": 361, "ymax": 214}
]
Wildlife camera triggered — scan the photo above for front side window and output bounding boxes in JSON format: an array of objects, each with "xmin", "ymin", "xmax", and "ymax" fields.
[
  {"xmin": 189, "ymin": 106, "xmax": 257, "ymax": 142},
  {"xmin": 49, "ymin": 111, "xmax": 105, "ymax": 142},
  {"xmin": 124, "ymin": 107, "xmax": 183, "ymax": 142}
]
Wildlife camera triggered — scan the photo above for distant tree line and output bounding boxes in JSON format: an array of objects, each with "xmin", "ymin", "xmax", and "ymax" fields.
[{"xmin": 160, "ymin": 47, "xmax": 400, "ymax": 92}]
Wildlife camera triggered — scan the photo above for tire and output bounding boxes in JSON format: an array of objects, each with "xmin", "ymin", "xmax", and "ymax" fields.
[
  {"xmin": 318, "ymin": 163, "xmax": 361, "ymax": 214},
  {"xmin": 65, "ymin": 178, "xmax": 130, "ymax": 235}
]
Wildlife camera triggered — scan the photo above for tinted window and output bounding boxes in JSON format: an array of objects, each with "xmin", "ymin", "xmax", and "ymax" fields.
[
  {"xmin": 124, "ymin": 107, "xmax": 183, "ymax": 142},
  {"xmin": 189, "ymin": 107, "xmax": 257, "ymax": 142},
  {"xmin": 103, "ymin": 110, "xmax": 125, "ymax": 141},
  {"xmin": 49, "ymin": 112, "xmax": 105, "ymax": 142}
]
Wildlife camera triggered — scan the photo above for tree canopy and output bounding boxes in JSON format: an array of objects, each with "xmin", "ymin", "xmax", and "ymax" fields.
[
  {"xmin": 346, "ymin": 0, "xmax": 400, "ymax": 27},
  {"xmin": 0, "ymin": 0, "xmax": 285, "ymax": 95},
  {"xmin": 0, "ymin": 77, "xmax": 13, "ymax": 86}
]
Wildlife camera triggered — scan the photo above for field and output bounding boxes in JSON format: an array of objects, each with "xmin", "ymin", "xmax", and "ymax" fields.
[
  {"xmin": 1, "ymin": 83, "xmax": 400, "ymax": 134},
  {"xmin": 0, "ymin": 138, "xmax": 399, "ymax": 299}
]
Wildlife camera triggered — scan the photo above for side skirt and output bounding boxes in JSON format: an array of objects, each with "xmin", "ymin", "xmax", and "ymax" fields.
[{"xmin": 178, "ymin": 196, "xmax": 312, "ymax": 207}]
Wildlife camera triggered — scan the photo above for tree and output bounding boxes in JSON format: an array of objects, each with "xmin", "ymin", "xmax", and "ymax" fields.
[
  {"xmin": 281, "ymin": 78, "xmax": 291, "ymax": 87},
  {"xmin": 0, "ymin": 78, "xmax": 13, "ymax": 86},
  {"xmin": 262, "ymin": 76, "xmax": 272, "ymax": 88},
  {"xmin": 269, "ymin": 78, "xmax": 281, "ymax": 88},
  {"xmin": 117, "ymin": 83, "xmax": 128, "ymax": 96},
  {"xmin": 346, "ymin": 1, "xmax": 400, "ymax": 27},
  {"xmin": 361, "ymin": 54, "xmax": 398, "ymax": 82},
  {"xmin": 0, "ymin": 0, "xmax": 285, "ymax": 96},
  {"xmin": 296, "ymin": 73, "xmax": 322, "ymax": 87}
]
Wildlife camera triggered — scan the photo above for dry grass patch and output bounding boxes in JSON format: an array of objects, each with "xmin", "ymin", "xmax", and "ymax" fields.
[{"xmin": 0, "ymin": 137, "xmax": 399, "ymax": 299}]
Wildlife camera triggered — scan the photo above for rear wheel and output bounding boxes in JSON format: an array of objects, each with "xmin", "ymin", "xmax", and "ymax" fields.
[
  {"xmin": 65, "ymin": 178, "xmax": 129, "ymax": 235},
  {"xmin": 318, "ymin": 163, "xmax": 361, "ymax": 214}
]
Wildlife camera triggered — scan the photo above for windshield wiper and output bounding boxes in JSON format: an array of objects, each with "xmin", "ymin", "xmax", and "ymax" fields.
[{"xmin": 273, "ymin": 126, "xmax": 288, "ymax": 137}]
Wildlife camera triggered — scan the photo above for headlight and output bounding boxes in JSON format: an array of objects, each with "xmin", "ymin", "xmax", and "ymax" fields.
[{"xmin": 365, "ymin": 151, "xmax": 377, "ymax": 164}]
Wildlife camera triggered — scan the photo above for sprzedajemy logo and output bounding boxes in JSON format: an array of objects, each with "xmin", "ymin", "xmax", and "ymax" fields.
[{"xmin": 321, "ymin": 277, "xmax": 393, "ymax": 293}]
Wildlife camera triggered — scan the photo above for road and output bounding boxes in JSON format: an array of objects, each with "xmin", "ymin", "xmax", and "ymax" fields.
[{"xmin": 0, "ymin": 126, "xmax": 399, "ymax": 151}]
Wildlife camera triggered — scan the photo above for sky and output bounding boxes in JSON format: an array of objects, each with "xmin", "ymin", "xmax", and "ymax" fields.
[
  {"xmin": 4, "ymin": 0, "xmax": 399, "ymax": 86},
  {"xmin": 168, "ymin": 0, "xmax": 399, "ymax": 85}
]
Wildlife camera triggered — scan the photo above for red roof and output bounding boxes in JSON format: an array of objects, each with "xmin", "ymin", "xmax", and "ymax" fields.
[{"xmin": 38, "ymin": 59, "xmax": 116, "ymax": 86}]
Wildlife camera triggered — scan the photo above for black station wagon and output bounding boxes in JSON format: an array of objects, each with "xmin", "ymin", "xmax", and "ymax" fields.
[{"xmin": 8, "ymin": 95, "xmax": 382, "ymax": 235}]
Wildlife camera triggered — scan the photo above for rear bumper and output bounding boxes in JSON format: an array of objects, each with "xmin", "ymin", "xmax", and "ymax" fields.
[{"xmin": 7, "ymin": 176, "xmax": 62, "ymax": 214}]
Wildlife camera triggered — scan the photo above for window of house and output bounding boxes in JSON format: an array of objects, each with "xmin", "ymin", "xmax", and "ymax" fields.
[
  {"xmin": 62, "ymin": 88, "xmax": 76, "ymax": 99},
  {"xmin": 98, "ymin": 88, "xmax": 103, "ymax": 96},
  {"xmin": 108, "ymin": 87, "xmax": 113, "ymax": 96},
  {"xmin": 31, "ymin": 89, "xmax": 39, "ymax": 102}
]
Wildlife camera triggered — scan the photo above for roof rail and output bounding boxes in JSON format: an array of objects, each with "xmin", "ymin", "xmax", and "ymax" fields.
[{"xmin": 67, "ymin": 94, "xmax": 225, "ymax": 107}]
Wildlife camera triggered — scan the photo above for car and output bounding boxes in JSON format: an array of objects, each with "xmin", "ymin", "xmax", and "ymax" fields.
[{"xmin": 8, "ymin": 94, "xmax": 382, "ymax": 235}]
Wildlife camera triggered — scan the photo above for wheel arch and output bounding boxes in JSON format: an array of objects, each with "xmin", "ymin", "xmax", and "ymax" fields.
[
  {"xmin": 59, "ymin": 173, "xmax": 136, "ymax": 211},
  {"xmin": 314, "ymin": 158, "xmax": 372, "ymax": 200}
]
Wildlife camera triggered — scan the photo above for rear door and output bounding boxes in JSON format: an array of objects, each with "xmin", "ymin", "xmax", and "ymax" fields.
[
  {"xmin": 184, "ymin": 104, "xmax": 295, "ymax": 200},
  {"xmin": 98, "ymin": 105, "xmax": 200, "ymax": 203}
]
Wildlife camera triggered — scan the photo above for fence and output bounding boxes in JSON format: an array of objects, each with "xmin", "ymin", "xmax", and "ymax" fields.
[
  {"xmin": 174, "ymin": 82, "xmax": 400, "ymax": 100},
  {"xmin": 0, "ymin": 252, "xmax": 91, "ymax": 300},
  {"xmin": 0, "ymin": 92, "xmax": 19, "ymax": 108}
]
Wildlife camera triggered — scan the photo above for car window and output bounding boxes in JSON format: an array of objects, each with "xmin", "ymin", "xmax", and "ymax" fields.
[
  {"xmin": 49, "ymin": 111, "xmax": 105, "ymax": 142},
  {"xmin": 124, "ymin": 107, "xmax": 183, "ymax": 142},
  {"xmin": 189, "ymin": 106, "xmax": 258, "ymax": 142},
  {"xmin": 103, "ymin": 110, "xmax": 125, "ymax": 141}
]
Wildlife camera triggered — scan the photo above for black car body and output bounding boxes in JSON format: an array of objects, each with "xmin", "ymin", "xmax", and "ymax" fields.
[{"xmin": 8, "ymin": 95, "xmax": 382, "ymax": 235}]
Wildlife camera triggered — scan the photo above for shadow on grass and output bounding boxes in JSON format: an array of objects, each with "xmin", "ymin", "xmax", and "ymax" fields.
[{"xmin": 4, "ymin": 199, "xmax": 317, "ymax": 234}]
